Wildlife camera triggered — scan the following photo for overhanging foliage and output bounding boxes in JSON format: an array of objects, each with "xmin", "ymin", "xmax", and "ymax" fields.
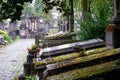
[{"xmin": 0, "ymin": 0, "xmax": 32, "ymax": 22}]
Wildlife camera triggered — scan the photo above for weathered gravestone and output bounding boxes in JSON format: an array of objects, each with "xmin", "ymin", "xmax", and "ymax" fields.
[
  {"xmin": 40, "ymin": 38, "xmax": 105, "ymax": 59},
  {"xmin": 35, "ymin": 48, "xmax": 120, "ymax": 79},
  {"xmin": 43, "ymin": 32, "xmax": 77, "ymax": 47},
  {"xmin": 0, "ymin": 35, "xmax": 6, "ymax": 47},
  {"xmin": 106, "ymin": 0, "xmax": 120, "ymax": 49}
]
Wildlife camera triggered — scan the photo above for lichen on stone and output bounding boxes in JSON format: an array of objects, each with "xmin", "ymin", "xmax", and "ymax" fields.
[{"xmin": 46, "ymin": 59, "xmax": 120, "ymax": 80}]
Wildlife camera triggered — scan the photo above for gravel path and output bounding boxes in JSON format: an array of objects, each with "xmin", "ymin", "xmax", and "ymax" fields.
[{"xmin": 0, "ymin": 39, "xmax": 34, "ymax": 80}]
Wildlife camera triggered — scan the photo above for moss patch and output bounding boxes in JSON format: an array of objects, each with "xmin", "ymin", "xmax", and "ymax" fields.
[
  {"xmin": 35, "ymin": 52, "xmax": 81, "ymax": 67},
  {"xmin": 46, "ymin": 59, "xmax": 120, "ymax": 80},
  {"xmin": 35, "ymin": 47, "xmax": 109, "ymax": 67},
  {"xmin": 85, "ymin": 47, "xmax": 109, "ymax": 55},
  {"xmin": 45, "ymin": 32, "xmax": 76, "ymax": 40},
  {"xmin": 44, "ymin": 48, "xmax": 120, "ymax": 75}
]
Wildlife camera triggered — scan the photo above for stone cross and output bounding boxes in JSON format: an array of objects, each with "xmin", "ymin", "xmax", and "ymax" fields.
[
  {"xmin": 106, "ymin": 0, "xmax": 120, "ymax": 49},
  {"xmin": 113, "ymin": 0, "xmax": 120, "ymax": 16},
  {"xmin": 111, "ymin": 0, "xmax": 120, "ymax": 24}
]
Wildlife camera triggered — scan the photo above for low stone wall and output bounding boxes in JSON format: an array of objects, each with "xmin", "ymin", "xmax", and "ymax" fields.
[
  {"xmin": 35, "ymin": 48, "xmax": 120, "ymax": 80},
  {"xmin": 35, "ymin": 32, "xmax": 77, "ymax": 47},
  {"xmin": 45, "ymin": 48, "xmax": 120, "ymax": 77},
  {"xmin": 45, "ymin": 32, "xmax": 76, "ymax": 40},
  {"xmin": 41, "ymin": 38, "xmax": 105, "ymax": 59},
  {"xmin": 46, "ymin": 59, "xmax": 120, "ymax": 80},
  {"xmin": 45, "ymin": 39, "xmax": 78, "ymax": 47}
]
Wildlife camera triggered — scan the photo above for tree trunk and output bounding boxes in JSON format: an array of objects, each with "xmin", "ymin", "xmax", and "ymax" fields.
[
  {"xmin": 82, "ymin": 0, "xmax": 88, "ymax": 12},
  {"xmin": 70, "ymin": 0, "xmax": 74, "ymax": 32},
  {"xmin": 82, "ymin": 0, "xmax": 89, "ymax": 20}
]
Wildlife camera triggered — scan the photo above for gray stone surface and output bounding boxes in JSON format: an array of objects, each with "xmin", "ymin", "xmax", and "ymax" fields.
[
  {"xmin": 40, "ymin": 38, "xmax": 105, "ymax": 57},
  {"xmin": 0, "ymin": 39, "xmax": 34, "ymax": 80}
]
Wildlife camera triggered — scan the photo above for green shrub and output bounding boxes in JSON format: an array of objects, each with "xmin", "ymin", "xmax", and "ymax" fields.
[
  {"xmin": 26, "ymin": 75, "xmax": 36, "ymax": 80},
  {"xmin": 0, "ymin": 29, "xmax": 13, "ymax": 44},
  {"xmin": 77, "ymin": 0, "xmax": 112, "ymax": 41},
  {"xmin": 48, "ymin": 29, "xmax": 57, "ymax": 35},
  {"xmin": 77, "ymin": 13, "xmax": 98, "ymax": 41}
]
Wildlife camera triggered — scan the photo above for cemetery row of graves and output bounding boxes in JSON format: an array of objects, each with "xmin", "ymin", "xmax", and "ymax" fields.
[
  {"xmin": 18, "ymin": 0, "xmax": 120, "ymax": 80},
  {"xmin": 19, "ymin": 31, "xmax": 120, "ymax": 80},
  {"xmin": 0, "ymin": 0, "xmax": 120, "ymax": 80}
]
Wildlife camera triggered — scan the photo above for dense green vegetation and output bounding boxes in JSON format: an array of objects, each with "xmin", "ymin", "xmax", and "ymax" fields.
[
  {"xmin": 77, "ymin": 0, "xmax": 112, "ymax": 41},
  {"xmin": 0, "ymin": 0, "xmax": 113, "ymax": 42},
  {"xmin": 0, "ymin": 0, "xmax": 113, "ymax": 41},
  {"xmin": 0, "ymin": 29, "xmax": 13, "ymax": 44},
  {"xmin": 0, "ymin": 0, "xmax": 32, "ymax": 22}
]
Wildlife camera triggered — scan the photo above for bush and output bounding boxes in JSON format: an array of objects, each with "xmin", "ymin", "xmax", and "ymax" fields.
[
  {"xmin": 77, "ymin": 13, "xmax": 98, "ymax": 41},
  {"xmin": 0, "ymin": 29, "xmax": 13, "ymax": 44},
  {"xmin": 77, "ymin": 0, "xmax": 112, "ymax": 41},
  {"xmin": 26, "ymin": 75, "xmax": 36, "ymax": 80},
  {"xmin": 48, "ymin": 29, "xmax": 57, "ymax": 35}
]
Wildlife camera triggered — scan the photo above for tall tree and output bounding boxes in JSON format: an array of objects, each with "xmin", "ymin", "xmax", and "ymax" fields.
[
  {"xmin": 0, "ymin": 0, "xmax": 32, "ymax": 22},
  {"xmin": 82, "ymin": 0, "xmax": 89, "ymax": 20},
  {"xmin": 77, "ymin": 0, "xmax": 112, "ymax": 40},
  {"xmin": 34, "ymin": 0, "xmax": 44, "ymax": 16},
  {"xmin": 42, "ymin": 0, "xmax": 74, "ymax": 32},
  {"xmin": 69, "ymin": 0, "xmax": 74, "ymax": 32},
  {"xmin": 23, "ymin": 2, "xmax": 34, "ymax": 18}
]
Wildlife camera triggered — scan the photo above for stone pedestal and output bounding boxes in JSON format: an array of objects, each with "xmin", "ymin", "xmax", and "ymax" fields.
[
  {"xmin": 35, "ymin": 34, "xmax": 40, "ymax": 47},
  {"xmin": 23, "ymin": 62, "xmax": 31, "ymax": 76},
  {"xmin": 19, "ymin": 74, "xmax": 25, "ymax": 80},
  {"xmin": 105, "ymin": 0, "xmax": 120, "ymax": 49},
  {"xmin": 35, "ymin": 65, "xmax": 47, "ymax": 80},
  {"xmin": 106, "ymin": 24, "xmax": 120, "ymax": 49}
]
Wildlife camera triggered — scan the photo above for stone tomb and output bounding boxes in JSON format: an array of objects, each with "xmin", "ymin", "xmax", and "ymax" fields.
[
  {"xmin": 106, "ymin": 24, "xmax": 120, "ymax": 49},
  {"xmin": 40, "ymin": 38, "xmax": 105, "ymax": 58}
]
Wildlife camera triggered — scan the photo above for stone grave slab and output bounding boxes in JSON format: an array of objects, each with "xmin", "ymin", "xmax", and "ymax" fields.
[
  {"xmin": 43, "ymin": 48, "xmax": 120, "ymax": 77},
  {"xmin": 40, "ymin": 38, "xmax": 105, "ymax": 58}
]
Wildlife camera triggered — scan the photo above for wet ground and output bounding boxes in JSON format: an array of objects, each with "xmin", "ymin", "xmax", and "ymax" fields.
[{"xmin": 0, "ymin": 39, "xmax": 34, "ymax": 80}]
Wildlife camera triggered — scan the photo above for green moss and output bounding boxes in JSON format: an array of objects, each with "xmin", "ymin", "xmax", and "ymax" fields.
[
  {"xmin": 85, "ymin": 47, "xmax": 109, "ymax": 55},
  {"xmin": 35, "ymin": 47, "xmax": 111, "ymax": 67},
  {"xmin": 45, "ymin": 32, "xmax": 76, "ymax": 40},
  {"xmin": 0, "ymin": 29, "xmax": 13, "ymax": 44},
  {"xmin": 35, "ymin": 52, "xmax": 81, "ymax": 67},
  {"xmin": 46, "ymin": 48, "xmax": 120, "ymax": 70},
  {"xmin": 45, "ymin": 48, "xmax": 120, "ymax": 79},
  {"xmin": 46, "ymin": 59, "xmax": 120, "ymax": 80}
]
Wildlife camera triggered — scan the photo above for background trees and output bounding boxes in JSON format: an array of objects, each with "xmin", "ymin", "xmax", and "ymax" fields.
[
  {"xmin": 77, "ymin": 0, "xmax": 112, "ymax": 41},
  {"xmin": 0, "ymin": 0, "xmax": 32, "ymax": 22},
  {"xmin": 0, "ymin": 0, "xmax": 113, "ymax": 41}
]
